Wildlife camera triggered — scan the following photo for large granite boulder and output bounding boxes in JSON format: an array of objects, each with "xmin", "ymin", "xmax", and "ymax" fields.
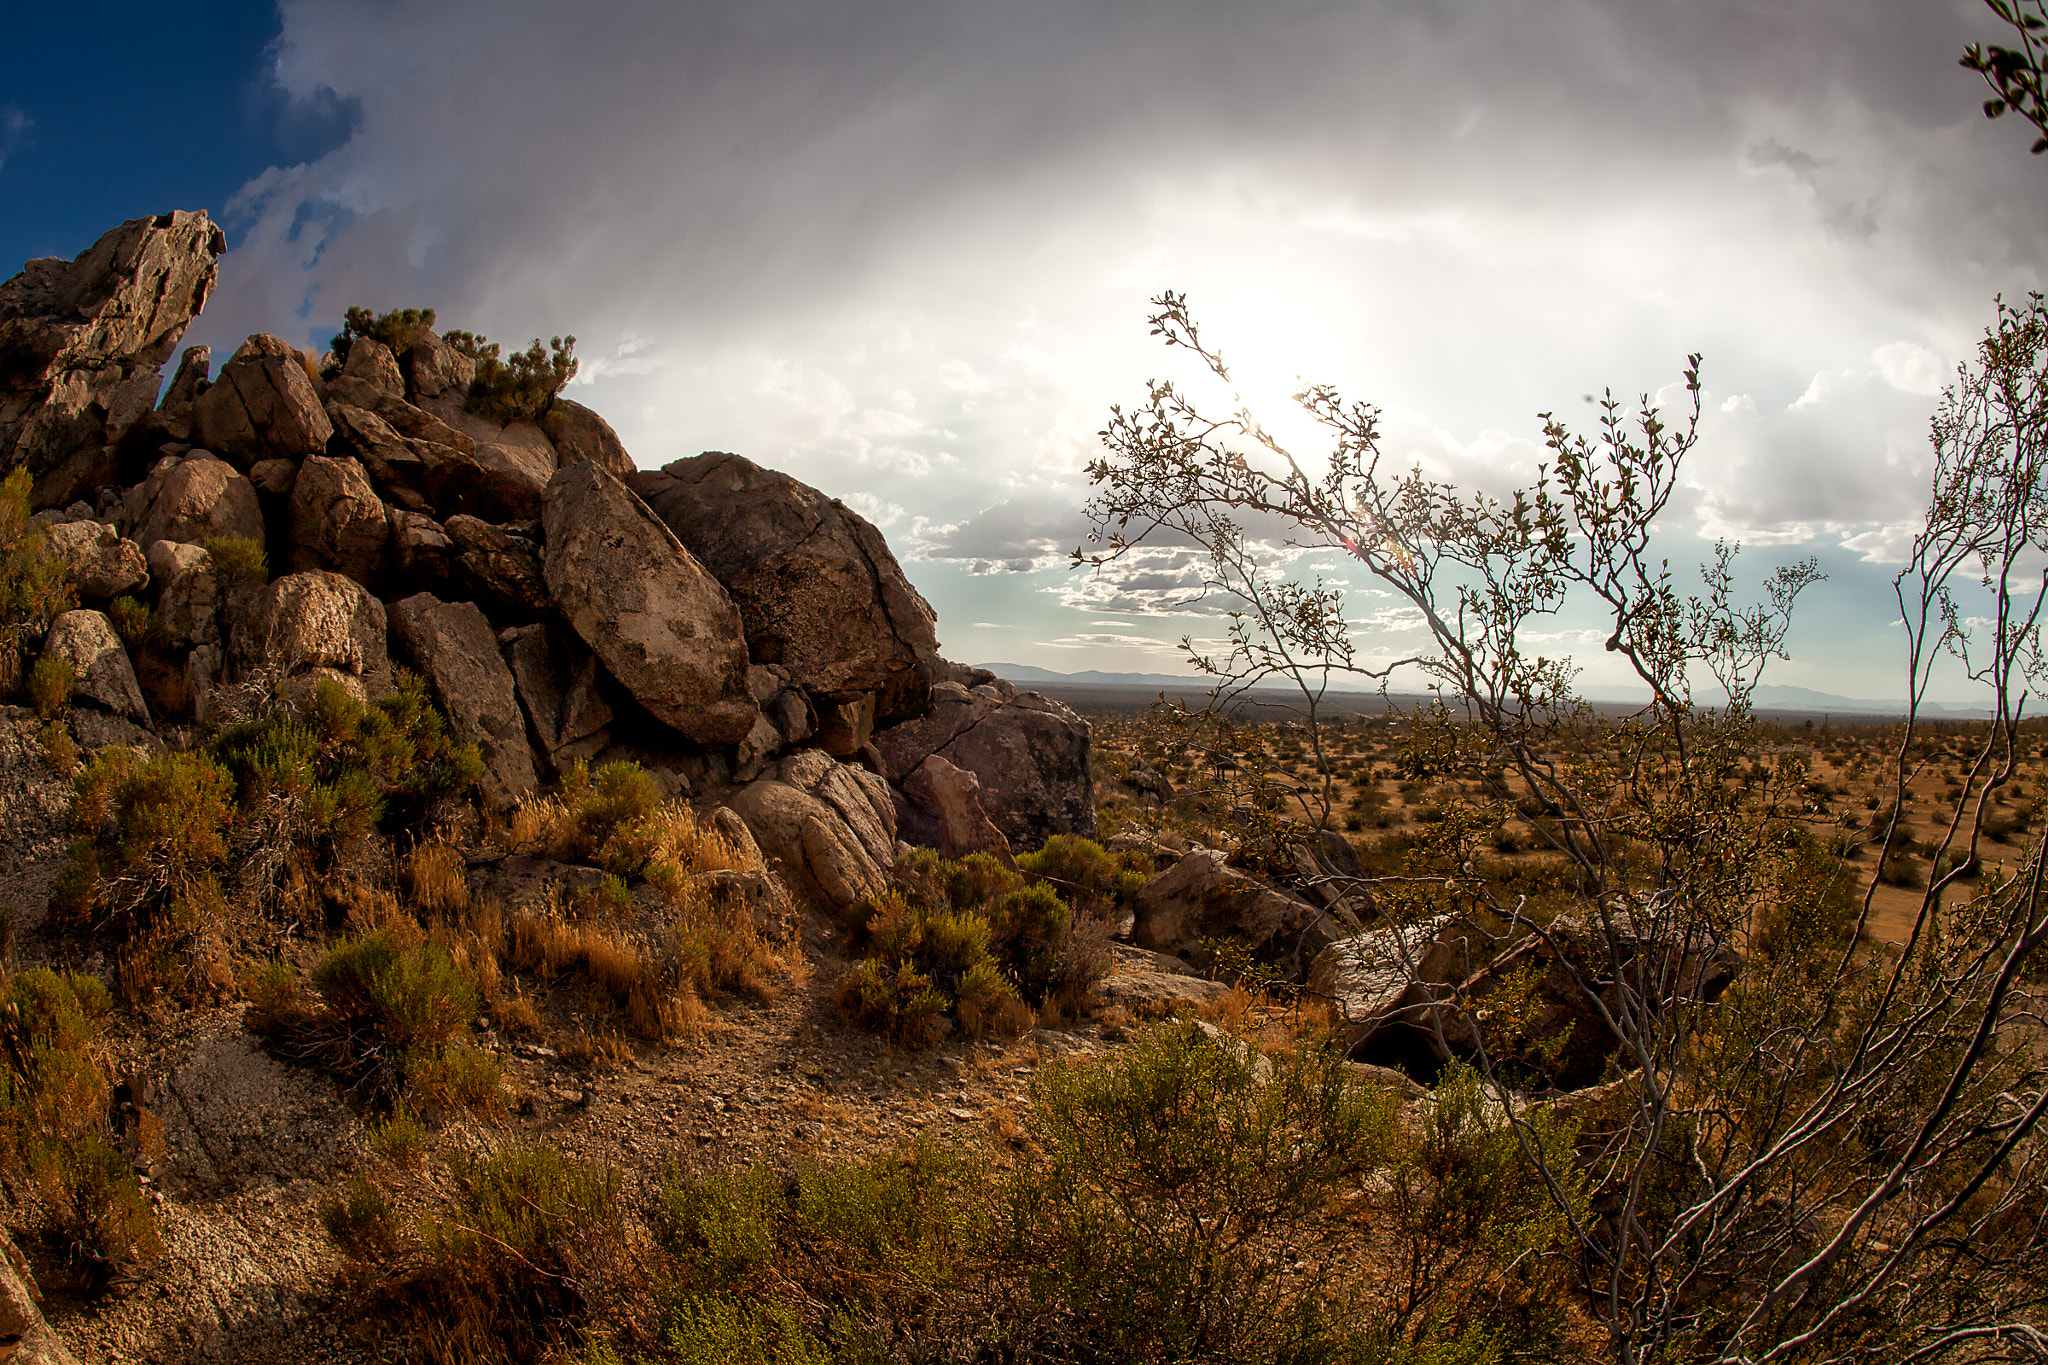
[
  {"xmin": 41, "ymin": 609, "xmax": 147, "ymax": 720},
  {"xmin": 288, "ymin": 453, "xmax": 388, "ymax": 583},
  {"xmin": 872, "ymin": 678, "xmax": 1094, "ymax": 847},
  {"xmin": 631, "ymin": 452, "xmax": 938, "ymax": 722},
  {"xmin": 388, "ymin": 593, "xmax": 537, "ymax": 807},
  {"xmin": 727, "ymin": 748, "xmax": 897, "ymax": 913},
  {"xmin": 244, "ymin": 571, "xmax": 390, "ymax": 705},
  {"xmin": 539, "ymin": 398, "xmax": 636, "ymax": 478},
  {"xmin": 898, "ymin": 754, "xmax": 1013, "ymax": 865},
  {"xmin": 0, "ymin": 211, "xmax": 224, "ymax": 508},
  {"xmin": 338, "ymin": 336, "xmax": 405, "ymax": 402},
  {"xmin": 120, "ymin": 450, "xmax": 265, "ymax": 550},
  {"xmin": 190, "ymin": 334, "xmax": 331, "ymax": 466},
  {"xmin": 541, "ymin": 461, "xmax": 757, "ymax": 747},
  {"xmin": 1132, "ymin": 848, "xmax": 1322, "ymax": 956},
  {"xmin": 400, "ymin": 328, "xmax": 476, "ymax": 401},
  {"xmin": 147, "ymin": 539, "xmax": 220, "ymax": 648},
  {"xmin": 152, "ymin": 344, "xmax": 211, "ymax": 444},
  {"xmin": 42, "ymin": 519, "xmax": 146, "ymax": 599},
  {"xmin": 325, "ymin": 379, "xmax": 551, "ymax": 522}
]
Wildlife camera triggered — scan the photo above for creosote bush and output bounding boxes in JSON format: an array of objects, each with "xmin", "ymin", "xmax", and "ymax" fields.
[
  {"xmin": 637, "ymin": 1021, "xmax": 1546, "ymax": 1363},
  {"xmin": 836, "ymin": 846, "xmax": 1117, "ymax": 1046},
  {"xmin": 377, "ymin": 1142, "xmax": 621, "ymax": 1365},
  {"xmin": 0, "ymin": 467, "xmax": 73, "ymax": 699},
  {"xmin": 0, "ymin": 968, "xmax": 158, "ymax": 1290}
]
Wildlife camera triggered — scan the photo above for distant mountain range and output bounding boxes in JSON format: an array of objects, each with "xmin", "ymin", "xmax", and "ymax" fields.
[{"xmin": 979, "ymin": 664, "xmax": 1993, "ymax": 718}]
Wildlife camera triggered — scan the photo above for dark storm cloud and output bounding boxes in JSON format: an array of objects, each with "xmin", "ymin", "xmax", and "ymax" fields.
[{"xmin": 181, "ymin": 0, "xmax": 2048, "ymax": 684}]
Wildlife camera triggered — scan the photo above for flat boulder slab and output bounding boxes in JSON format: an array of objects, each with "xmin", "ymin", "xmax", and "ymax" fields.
[
  {"xmin": 153, "ymin": 1025, "xmax": 354, "ymax": 1193},
  {"xmin": 42, "ymin": 519, "xmax": 146, "ymax": 599},
  {"xmin": 728, "ymin": 748, "xmax": 897, "ymax": 914},
  {"xmin": 539, "ymin": 398, "xmax": 637, "ymax": 477},
  {"xmin": 42, "ymin": 609, "xmax": 147, "ymax": 720},
  {"xmin": 541, "ymin": 461, "xmax": 757, "ymax": 747},
  {"xmin": 1090, "ymin": 969, "xmax": 1230, "ymax": 1018},
  {"xmin": 191, "ymin": 333, "xmax": 331, "ymax": 466},
  {"xmin": 632, "ymin": 451, "xmax": 938, "ymax": 721},
  {"xmin": 1442, "ymin": 913, "xmax": 1742, "ymax": 1091},
  {"xmin": 388, "ymin": 593, "xmax": 538, "ymax": 807},
  {"xmin": 287, "ymin": 453, "xmax": 388, "ymax": 584},
  {"xmin": 0, "ymin": 210, "xmax": 224, "ymax": 508},
  {"xmin": 1131, "ymin": 848, "xmax": 1321, "ymax": 956},
  {"xmin": 122, "ymin": 450, "xmax": 264, "ymax": 549},
  {"xmin": 246, "ymin": 571, "xmax": 391, "ymax": 705},
  {"xmin": 1310, "ymin": 915, "xmax": 1474, "ymax": 1058},
  {"xmin": 873, "ymin": 679, "xmax": 1095, "ymax": 847}
]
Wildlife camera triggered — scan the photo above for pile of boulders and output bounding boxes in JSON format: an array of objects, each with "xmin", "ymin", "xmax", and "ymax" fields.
[{"xmin": 0, "ymin": 212, "xmax": 1096, "ymax": 917}]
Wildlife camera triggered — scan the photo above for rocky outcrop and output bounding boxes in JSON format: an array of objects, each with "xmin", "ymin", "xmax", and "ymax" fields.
[
  {"xmin": 632, "ymin": 452, "xmax": 939, "ymax": 722},
  {"xmin": 541, "ymin": 461, "xmax": 757, "ymax": 747},
  {"xmin": 388, "ymin": 594, "xmax": 538, "ymax": 807},
  {"xmin": 190, "ymin": 334, "xmax": 331, "ymax": 466},
  {"xmin": 873, "ymin": 678, "xmax": 1094, "ymax": 848},
  {"xmin": 1316, "ymin": 912, "xmax": 1740, "ymax": 1089},
  {"xmin": 42, "ymin": 520, "xmax": 146, "ymax": 599},
  {"xmin": 417, "ymin": 395, "xmax": 557, "ymax": 522},
  {"xmin": 0, "ymin": 211, "xmax": 224, "ymax": 508},
  {"xmin": 287, "ymin": 454, "xmax": 387, "ymax": 583},
  {"xmin": 122, "ymin": 451, "xmax": 264, "ymax": 550},
  {"xmin": 728, "ymin": 748, "xmax": 897, "ymax": 913},
  {"xmin": 42, "ymin": 609, "xmax": 147, "ymax": 720},
  {"xmin": 147, "ymin": 540, "xmax": 219, "ymax": 648}
]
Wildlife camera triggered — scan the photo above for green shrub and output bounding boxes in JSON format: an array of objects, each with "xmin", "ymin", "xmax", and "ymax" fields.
[
  {"xmin": 1016, "ymin": 833, "xmax": 1151, "ymax": 921},
  {"xmin": 464, "ymin": 334, "xmax": 579, "ymax": 421},
  {"xmin": 200, "ymin": 534, "xmax": 267, "ymax": 587},
  {"xmin": 26, "ymin": 656, "xmax": 72, "ymax": 719},
  {"xmin": 0, "ymin": 468, "xmax": 74, "ymax": 698},
  {"xmin": 330, "ymin": 305, "xmax": 437, "ymax": 363},
  {"xmin": 381, "ymin": 1143, "xmax": 620, "ymax": 1364},
  {"xmin": 104, "ymin": 595, "xmax": 156, "ymax": 650},
  {"xmin": 0, "ymin": 968, "xmax": 157, "ymax": 1288},
  {"xmin": 999, "ymin": 1020, "xmax": 1398, "ymax": 1361},
  {"xmin": 57, "ymin": 749, "xmax": 234, "ymax": 937},
  {"xmin": 310, "ymin": 931, "xmax": 479, "ymax": 1055},
  {"xmin": 371, "ymin": 1102, "xmax": 428, "ymax": 1167},
  {"xmin": 320, "ymin": 1174, "xmax": 396, "ymax": 1257},
  {"xmin": 837, "ymin": 849, "xmax": 1111, "ymax": 1044}
]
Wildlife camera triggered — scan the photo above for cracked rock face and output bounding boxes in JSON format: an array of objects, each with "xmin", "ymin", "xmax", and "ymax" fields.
[
  {"xmin": 122, "ymin": 450, "xmax": 265, "ymax": 550},
  {"xmin": 0, "ymin": 211, "xmax": 224, "ymax": 508},
  {"xmin": 632, "ymin": 451, "xmax": 938, "ymax": 722},
  {"xmin": 874, "ymin": 680, "xmax": 1096, "ymax": 847}
]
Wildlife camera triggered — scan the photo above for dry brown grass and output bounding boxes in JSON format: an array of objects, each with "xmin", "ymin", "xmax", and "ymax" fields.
[
  {"xmin": 405, "ymin": 837, "xmax": 470, "ymax": 919},
  {"xmin": 558, "ymin": 1026, "xmax": 634, "ymax": 1071}
]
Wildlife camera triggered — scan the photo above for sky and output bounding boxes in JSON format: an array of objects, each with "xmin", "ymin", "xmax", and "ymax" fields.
[{"xmin": 4, "ymin": 0, "xmax": 2046, "ymax": 703}]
